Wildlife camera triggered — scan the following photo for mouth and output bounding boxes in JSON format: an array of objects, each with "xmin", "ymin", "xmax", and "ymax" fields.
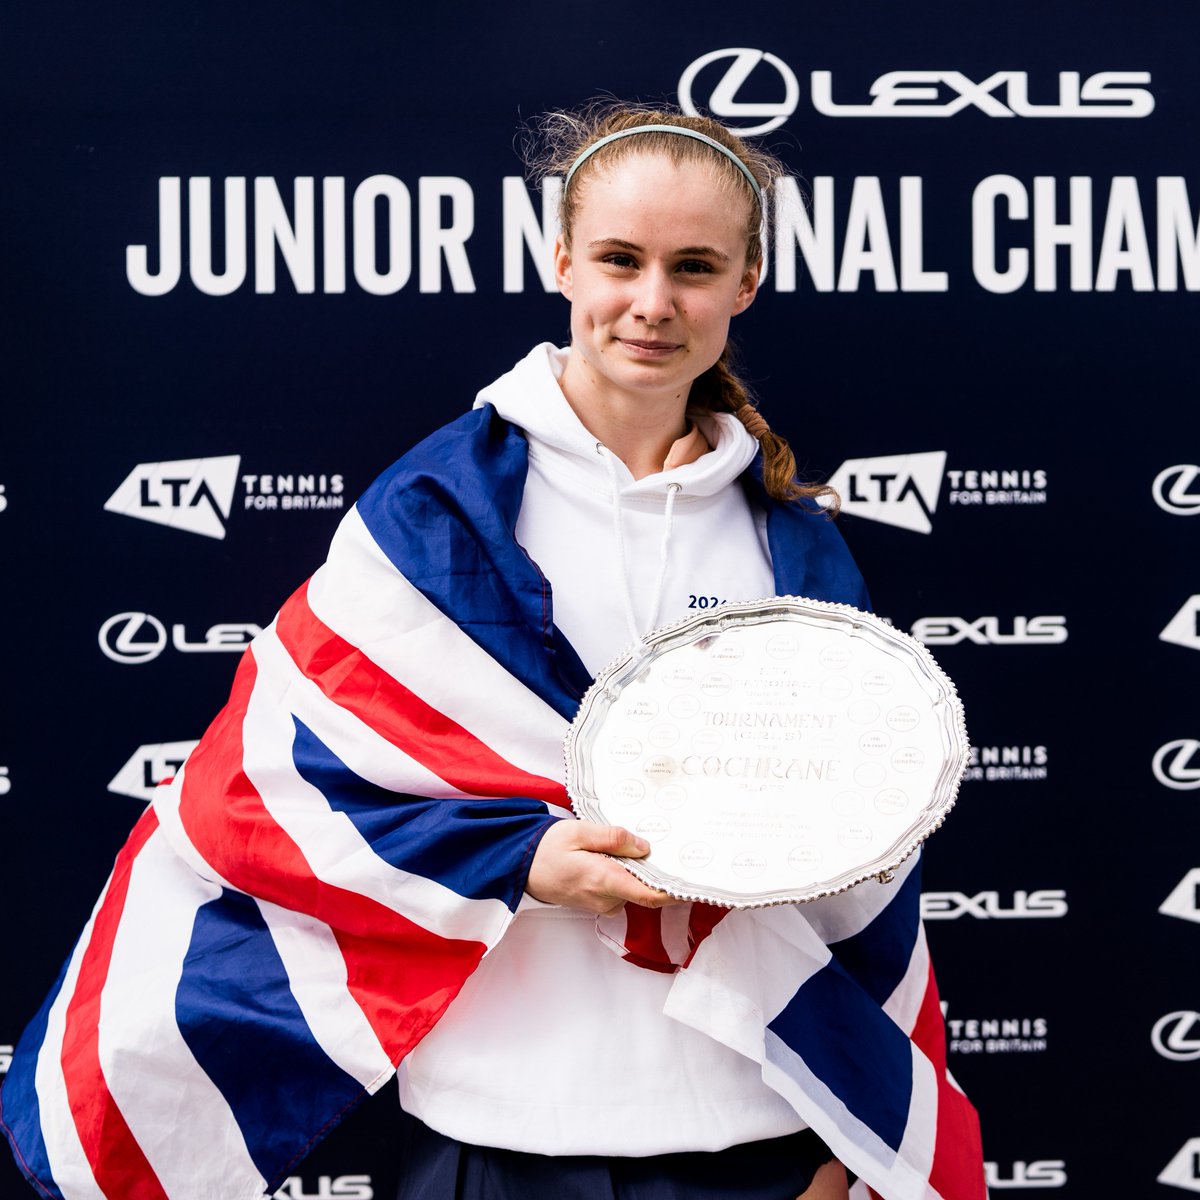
[{"xmin": 618, "ymin": 338, "xmax": 682, "ymax": 358}]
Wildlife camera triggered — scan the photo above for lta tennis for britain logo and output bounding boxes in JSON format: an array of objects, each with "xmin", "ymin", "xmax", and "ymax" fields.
[
  {"xmin": 105, "ymin": 457, "xmax": 346, "ymax": 539},
  {"xmin": 826, "ymin": 453, "xmax": 1047, "ymax": 534}
]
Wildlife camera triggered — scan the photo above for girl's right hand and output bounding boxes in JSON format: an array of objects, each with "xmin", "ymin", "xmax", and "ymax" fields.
[{"xmin": 525, "ymin": 819, "xmax": 683, "ymax": 915}]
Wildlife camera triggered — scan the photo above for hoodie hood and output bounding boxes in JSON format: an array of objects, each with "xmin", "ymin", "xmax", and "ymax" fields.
[{"xmin": 473, "ymin": 342, "xmax": 760, "ymax": 500}]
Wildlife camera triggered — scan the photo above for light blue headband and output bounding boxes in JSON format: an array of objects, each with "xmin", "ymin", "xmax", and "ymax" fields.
[{"xmin": 563, "ymin": 124, "xmax": 763, "ymax": 204}]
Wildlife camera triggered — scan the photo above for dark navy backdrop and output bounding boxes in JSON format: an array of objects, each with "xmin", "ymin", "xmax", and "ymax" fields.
[{"xmin": 3, "ymin": 3, "xmax": 1198, "ymax": 1197}]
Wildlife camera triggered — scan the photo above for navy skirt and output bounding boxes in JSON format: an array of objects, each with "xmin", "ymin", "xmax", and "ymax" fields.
[{"xmin": 395, "ymin": 1108, "xmax": 834, "ymax": 1200}]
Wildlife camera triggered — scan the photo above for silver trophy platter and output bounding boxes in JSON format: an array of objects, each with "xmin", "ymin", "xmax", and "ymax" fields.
[{"xmin": 564, "ymin": 597, "xmax": 969, "ymax": 908}]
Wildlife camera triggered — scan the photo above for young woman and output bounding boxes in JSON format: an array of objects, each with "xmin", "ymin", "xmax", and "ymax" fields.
[
  {"xmin": 2, "ymin": 105, "xmax": 983, "ymax": 1200},
  {"xmin": 391, "ymin": 107, "xmax": 861, "ymax": 1200}
]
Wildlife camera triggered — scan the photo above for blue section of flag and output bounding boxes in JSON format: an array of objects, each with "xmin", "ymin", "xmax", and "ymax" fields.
[
  {"xmin": 767, "ymin": 868, "xmax": 924, "ymax": 1152},
  {"xmin": 0, "ymin": 960, "xmax": 69, "ymax": 1200},
  {"xmin": 290, "ymin": 716, "xmax": 554, "ymax": 910},
  {"xmin": 175, "ymin": 890, "xmax": 365, "ymax": 1187},
  {"xmin": 355, "ymin": 406, "xmax": 593, "ymax": 718},
  {"xmin": 825, "ymin": 864, "xmax": 923, "ymax": 1006},
  {"xmin": 769, "ymin": 954, "xmax": 916, "ymax": 1153}
]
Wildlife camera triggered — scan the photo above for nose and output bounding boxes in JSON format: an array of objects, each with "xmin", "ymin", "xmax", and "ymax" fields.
[{"xmin": 631, "ymin": 266, "xmax": 676, "ymax": 325}]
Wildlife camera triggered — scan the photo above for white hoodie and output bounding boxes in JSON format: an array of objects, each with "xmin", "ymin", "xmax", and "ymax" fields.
[
  {"xmin": 398, "ymin": 344, "xmax": 803, "ymax": 1155},
  {"xmin": 478, "ymin": 342, "xmax": 776, "ymax": 675}
]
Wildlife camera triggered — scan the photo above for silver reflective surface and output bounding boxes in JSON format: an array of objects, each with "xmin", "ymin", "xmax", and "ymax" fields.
[{"xmin": 564, "ymin": 598, "xmax": 970, "ymax": 908}]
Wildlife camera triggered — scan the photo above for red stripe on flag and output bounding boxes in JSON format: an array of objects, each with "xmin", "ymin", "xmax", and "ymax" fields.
[
  {"xmin": 619, "ymin": 905, "xmax": 677, "ymax": 974},
  {"xmin": 178, "ymin": 651, "xmax": 488, "ymax": 1058},
  {"xmin": 911, "ymin": 963, "xmax": 986, "ymax": 1200},
  {"xmin": 909, "ymin": 960, "xmax": 947, "ymax": 1071},
  {"xmin": 275, "ymin": 581, "xmax": 568, "ymax": 807},
  {"xmin": 61, "ymin": 807, "xmax": 168, "ymax": 1200}
]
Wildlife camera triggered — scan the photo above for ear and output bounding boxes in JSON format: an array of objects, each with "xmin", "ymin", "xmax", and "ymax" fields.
[
  {"xmin": 731, "ymin": 257, "xmax": 762, "ymax": 316},
  {"xmin": 553, "ymin": 234, "xmax": 573, "ymax": 301}
]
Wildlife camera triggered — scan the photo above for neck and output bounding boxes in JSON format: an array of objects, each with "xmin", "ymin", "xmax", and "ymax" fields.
[{"xmin": 557, "ymin": 355, "xmax": 690, "ymax": 480}]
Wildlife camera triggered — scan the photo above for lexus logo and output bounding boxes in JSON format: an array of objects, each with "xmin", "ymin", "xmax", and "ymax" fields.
[
  {"xmin": 1152, "ymin": 1011, "xmax": 1200, "ymax": 1061},
  {"xmin": 678, "ymin": 48, "xmax": 800, "ymax": 136},
  {"xmin": 99, "ymin": 612, "xmax": 262, "ymax": 664},
  {"xmin": 678, "ymin": 52, "xmax": 1151, "ymax": 128},
  {"xmin": 99, "ymin": 612, "xmax": 168, "ymax": 664},
  {"xmin": 1154, "ymin": 740, "xmax": 1200, "ymax": 790},
  {"xmin": 1154, "ymin": 465, "xmax": 1200, "ymax": 515}
]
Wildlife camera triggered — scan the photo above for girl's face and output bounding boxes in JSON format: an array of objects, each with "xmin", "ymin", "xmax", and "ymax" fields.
[{"xmin": 554, "ymin": 152, "xmax": 760, "ymax": 413}]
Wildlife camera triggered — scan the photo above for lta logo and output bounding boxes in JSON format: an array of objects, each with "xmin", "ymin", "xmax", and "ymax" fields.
[
  {"xmin": 105, "ymin": 457, "xmax": 240, "ymax": 539},
  {"xmin": 828, "ymin": 452, "xmax": 946, "ymax": 534},
  {"xmin": 105, "ymin": 457, "xmax": 345, "ymax": 536},
  {"xmin": 108, "ymin": 742, "xmax": 200, "ymax": 801},
  {"xmin": 1160, "ymin": 1139, "xmax": 1200, "ymax": 1193},
  {"xmin": 1161, "ymin": 869, "xmax": 1200, "ymax": 924},
  {"xmin": 1161, "ymin": 596, "xmax": 1200, "ymax": 651}
]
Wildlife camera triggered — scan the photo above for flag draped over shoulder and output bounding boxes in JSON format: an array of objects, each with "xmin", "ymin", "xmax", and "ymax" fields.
[{"xmin": 1, "ymin": 407, "xmax": 983, "ymax": 1200}]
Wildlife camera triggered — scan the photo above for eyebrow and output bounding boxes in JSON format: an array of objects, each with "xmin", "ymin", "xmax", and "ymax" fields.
[{"xmin": 586, "ymin": 237, "xmax": 733, "ymax": 264}]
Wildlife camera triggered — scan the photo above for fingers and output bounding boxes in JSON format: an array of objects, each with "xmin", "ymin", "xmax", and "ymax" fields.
[
  {"xmin": 596, "ymin": 860, "xmax": 678, "ymax": 910},
  {"xmin": 570, "ymin": 822, "xmax": 651, "ymax": 859},
  {"xmin": 525, "ymin": 819, "xmax": 682, "ymax": 911},
  {"xmin": 561, "ymin": 823, "xmax": 681, "ymax": 906}
]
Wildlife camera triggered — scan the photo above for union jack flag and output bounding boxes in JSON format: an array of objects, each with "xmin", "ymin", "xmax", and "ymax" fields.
[{"xmin": 1, "ymin": 408, "xmax": 983, "ymax": 1200}]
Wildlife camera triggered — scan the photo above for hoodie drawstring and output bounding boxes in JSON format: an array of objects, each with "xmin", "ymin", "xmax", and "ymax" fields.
[{"xmin": 600, "ymin": 444, "xmax": 681, "ymax": 651}]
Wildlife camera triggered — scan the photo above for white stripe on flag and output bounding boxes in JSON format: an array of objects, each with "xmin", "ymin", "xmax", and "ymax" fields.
[
  {"xmin": 659, "ymin": 904, "xmax": 694, "ymax": 965},
  {"xmin": 667, "ymin": 902, "xmax": 946, "ymax": 1199},
  {"xmin": 593, "ymin": 905, "xmax": 629, "ymax": 960},
  {"xmin": 883, "ymin": 922, "xmax": 932, "ymax": 1035},
  {"xmin": 309, "ymin": 506, "xmax": 569, "ymax": 781},
  {"xmin": 100, "ymin": 827, "xmax": 267, "ymax": 1200},
  {"xmin": 797, "ymin": 851, "xmax": 919, "ymax": 946},
  {"xmin": 663, "ymin": 905, "xmax": 831, "ymax": 1062},
  {"xmin": 762, "ymin": 1031, "xmax": 937, "ymax": 1200},
  {"xmin": 33, "ymin": 902, "xmax": 108, "ymax": 1200},
  {"xmin": 895, "ymin": 1039, "xmax": 939, "ymax": 1193},
  {"xmin": 250, "ymin": 626, "xmax": 490, "ymax": 802},
  {"xmin": 240, "ymin": 635, "xmax": 516, "ymax": 948},
  {"xmin": 256, "ymin": 899, "xmax": 396, "ymax": 1090}
]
